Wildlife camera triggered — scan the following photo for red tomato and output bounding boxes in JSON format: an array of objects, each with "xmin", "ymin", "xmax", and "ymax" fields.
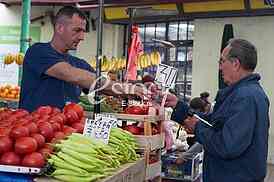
[
  {"xmin": 39, "ymin": 115, "xmax": 50, "ymax": 122},
  {"xmin": 38, "ymin": 147, "xmax": 52, "ymax": 159},
  {"xmin": 50, "ymin": 114, "xmax": 64, "ymax": 126},
  {"xmin": 51, "ymin": 122, "xmax": 61, "ymax": 132},
  {"xmin": 12, "ymin": 118, "xmax": 30, "ymax": 127},
  {"xmin": 54, "ymin": 131, "xmax": 66, "ymax": 141},
  {"xmin": 124, "ymin": 125, "xmax": 142, "ymax": 135},
  {"xmin": 21, "ymin": 152, "xmax": 45, "ymax": 168},
  {"xmin": 125, "ymin": 106, "xmax": 145, "ymax": 115},
  {"xmin": 0, "ymin": 136, "xmax": 13, "ymax": 154},
  {"xmin": 10, "ymin": 126, "xmax": 30, "ymax": 139},
  {"xmin": 0, "ymin": 121, "xmax": 12, "ymax": 128},
  {"xmin": 0, "ymin": 127, "xmax": 11, "ymax": 137},
  {"xmin": 79, "ymin": 117, "xmax": 85, "ymax": 124},
  {"xmin": 24, "ymin": 122, "xmax": 38, "ymax": 134},
  {"xmin": 51, "ymin": 107, "xmax": 61, "ymax": 116},
  {"xmin": 64, "ymin": 103, "xmax": 84, "ymax": 118},
  {"xmin": 7, "ymin": 115, "xmax": 18, "ymax": 123},
  {"xmin": 63, "ymin": 126, "xmax": 77, "ymax": 136},
  {"xmin": 14, "ymin": 109, "xmax": 29, "ymax": 118},
  {"xmin": 38, "ymin": 122, "xmax": 54, "ymax": 142},
  {"xmin": 71, "ymin": 104, "xmax": 84, "ymax": 118},
  {"xmin": 36, "ymin": 106, "xmax": 52, "ymax": 115},
  {"xmin": 23, "ymin": 115, "xmax": 34, "ymax": 122},
  {"xmin": 0, "ymin": 152, "xmax": 21, "ymax": 165},
  {"xmin": 57, "ymin": 113, "xmax": 66, "ymax": 123},
  {"xmin": 43, "ymin": 143, "xmax": 53, "ymax": 153},
  {"xmin": 15, "ymin": 137, "xmax": 38, "ymax": 155},
  {"xmin": 71, "ymin": 123, "xmax": 84, "ymax": 133},
  {"xmin": 63, "ymin": 103, "xmax": 75, "ymax": 113},
  {"xmin": 65, "ymin": 110, "xmax": 79, "ymax": 125},
  {"xmin": 0, "ymin": 112, "xmax": 12, "ymax": 120},
  {"xmin": 31, "ymin": 134, "xmax": 45, "ymax": 149},
  {"xmin": 31, "ymin": 113, "xmax": 40, "ymax": 121}
]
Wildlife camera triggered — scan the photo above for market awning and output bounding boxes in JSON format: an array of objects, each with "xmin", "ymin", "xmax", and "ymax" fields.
[{"xmin": 1, "ymin": 0, "xmax": 274, "ymax": 23}]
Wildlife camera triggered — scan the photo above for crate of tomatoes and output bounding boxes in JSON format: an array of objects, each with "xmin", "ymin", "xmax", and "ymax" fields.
[{"xmin": 0, "ymin": 103, "xmax": 85, "ymax": 174}]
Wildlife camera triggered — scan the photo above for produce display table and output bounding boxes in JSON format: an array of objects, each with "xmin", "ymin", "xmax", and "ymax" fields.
[
  {"xmin": 85, "ymin": 111, "xmax": 164, "ymax": 181},
  {"xmin": 35, "ymin": 158, "xmax": 145, "ymax": 182}
]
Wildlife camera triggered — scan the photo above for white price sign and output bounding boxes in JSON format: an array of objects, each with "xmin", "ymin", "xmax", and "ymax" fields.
[
  {"xmin": 155, "ymin": 64, "xmax": 178, "ymax": 88},
  {"xmin": 83, "ymin": 114, "xmax": 117, "ymax": 144}
]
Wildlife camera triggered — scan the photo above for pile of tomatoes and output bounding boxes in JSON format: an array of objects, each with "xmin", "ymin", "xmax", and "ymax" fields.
[
  {"xmin": 124, "ymin": 105, "xmax": 149, "ymax": 115},
  {"xmin": 0, "ymin": 103, "xmax": 84, "ymax": 168}
]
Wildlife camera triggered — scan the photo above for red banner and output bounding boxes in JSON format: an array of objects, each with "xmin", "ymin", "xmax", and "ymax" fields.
[{"xmin": 125, "ymin": 26, "xmax": 143, "ymax": 81}]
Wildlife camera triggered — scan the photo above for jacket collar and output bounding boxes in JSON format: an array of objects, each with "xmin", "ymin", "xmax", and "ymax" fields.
[{"xmin": 215, "ymin": 73, "xmax": 260, "ymax": 107}]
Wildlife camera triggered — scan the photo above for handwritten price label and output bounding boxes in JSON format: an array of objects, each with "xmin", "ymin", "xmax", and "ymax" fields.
[
  {"xmin": 83, "ymin": 114, "xmax": 117, "ymax": 144},
  {"xmin": 155, "ymin": 64, "xmax": 178, "ymax": 88}
]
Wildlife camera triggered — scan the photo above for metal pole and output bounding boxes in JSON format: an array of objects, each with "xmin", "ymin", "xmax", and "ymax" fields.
[
  {"xmin": 19, "ymin": 0, "xmax": 31, "ymax": 85},
  {"xmin": 121, "ymin": 8, "xmax": 134, "ymax": 128},
  {"xmin": 94, "ymin": 0, "xmax": 104, "ymax": 114},
  {"xmin": 125, "ymin": 8, "xmax": 134, "ymax": 68},
  {"xmin": 183, "ymin": 22, "xmax": 189, "ymax": 101}
]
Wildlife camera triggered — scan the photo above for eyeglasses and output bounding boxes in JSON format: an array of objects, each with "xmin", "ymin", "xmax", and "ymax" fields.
[
  {"xmin": 218, "ymin": 57, "xmax": 227, "ymax": 64},
  {"xmin": 219, "ymin": 56, "xmax": 236, "ymax": 64}
]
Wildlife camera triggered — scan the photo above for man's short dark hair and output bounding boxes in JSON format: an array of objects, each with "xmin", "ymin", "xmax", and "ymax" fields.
[
  {"xmin": 227, "ymin": 38, "xmax": 257, "ymax": 71},
  {"xmin": 54, "ymin": 6, "xmax": 87, "ymax": 26}
]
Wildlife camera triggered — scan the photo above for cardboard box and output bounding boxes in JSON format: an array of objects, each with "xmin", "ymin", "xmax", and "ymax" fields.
[{"xmin": 162, "ymin": 151, "xmax": 202, "ymax": 181}]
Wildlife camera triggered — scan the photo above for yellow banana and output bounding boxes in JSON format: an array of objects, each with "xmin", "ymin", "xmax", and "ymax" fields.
[
  {"xmin": 15, "ymin": 53, "xmax": 24, "ymax": 65},
  {"xmin": 110, "ymin": 57, "xmax": 116, "ymax": 71},
  {"xmin": 150, "ymin": 52, "xmax": 156, "ymax": 65},
  {"xmin": 4, "ymin": 53, "xmax": 15, "ymax": 65},
  {"xmin": 144, "ymin": 53, "xmax": 151, "ymax": 67},
  {"xmin": 139, "ymin": 54, "xmax": 145, "ymax": 69},
  {"xmin": 155, "ymin": 51, "xmax": 161, "ymax": 65},
  {"xmin": 136, "ymin": 55, "xmax": 141, "ymax": 70},
  {"xmin": 122, "ymin": 58, "xmax": 127, "ymax": 69}
]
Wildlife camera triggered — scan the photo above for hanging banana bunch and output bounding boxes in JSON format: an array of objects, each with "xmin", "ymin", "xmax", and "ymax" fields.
[
  {"xmin": 3, "ymin": 53, "xmax": 25, "ymax": 65},
  {"xmin": 110, "ymin": 57, "xmax": 117, "ymax": 71},
  {"xmin": 15, "ymin": 53, "xmax": 24, "ymax": 65},
  {"xmin": 150, "ymin": 51, "xmax": 161, "ymax": 66},
  {"xmin": 3, "ymin": 53, "xmax": 14, "ymax": 65},
  {"xmin": 89, "ymin": 56, "xmax": 96, "ymax": 69}
]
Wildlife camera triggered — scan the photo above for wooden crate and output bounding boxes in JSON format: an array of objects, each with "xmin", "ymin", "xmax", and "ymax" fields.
[
  {"xmin": 145, "ymin": 161, "xmax": 162, "ymax": 181},
  {"xmin": 134, "ymin": 134, "xmax": 164, "ymax": 151},
  {"xmin": 100, "ymin": 158, "xmax": 145, "ymax": 182},
  {"xmin": 35, "ymin": 158, "xmax": 145, "ymax": 182},
  {"xmin": 84, "ymin": 112, "xmax": 163, "ymax": 123}
]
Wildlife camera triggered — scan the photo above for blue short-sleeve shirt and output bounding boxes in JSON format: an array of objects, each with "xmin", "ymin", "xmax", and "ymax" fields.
[{"xmin": 19, "ymin": 42, "xmax": 94, "ymax": 112}]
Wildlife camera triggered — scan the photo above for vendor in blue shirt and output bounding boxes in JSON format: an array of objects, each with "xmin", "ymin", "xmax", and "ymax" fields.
[{"xmin": 19, "ymin": 6, "xmax": 144, "ymax": 112}]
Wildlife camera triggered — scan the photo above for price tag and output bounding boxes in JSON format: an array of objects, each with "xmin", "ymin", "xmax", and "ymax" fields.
[
  {"xmin": 155, "ymin": 64, "xmax": 178, "ymax": 88},
  {"xmin": 83, "ymin": 114, "xmax": 117, "ymax": 144}
]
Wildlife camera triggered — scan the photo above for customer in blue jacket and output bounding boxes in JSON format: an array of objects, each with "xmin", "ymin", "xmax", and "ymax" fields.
[{"xmin": 166, "ymin": 38, "xmax": 270, "ymax": 182}]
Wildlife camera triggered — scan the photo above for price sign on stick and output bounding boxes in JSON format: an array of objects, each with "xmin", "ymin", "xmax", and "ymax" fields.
[
  {"xmin": 83, "ymin": 114, "xmax": 117, "ymax": 144},
  {"xmin": 155, "ymin": 64, "xmax": 178, "ymax": 88}
]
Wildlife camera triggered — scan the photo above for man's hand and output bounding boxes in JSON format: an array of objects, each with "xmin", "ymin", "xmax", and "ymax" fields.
[
  {"xmin": 164, "ymin": 93, "xmax": 178, "ymax": 108},
  {"xmin": 184, "ymin": 116, "xmax": 199, "ymax": 134}
]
